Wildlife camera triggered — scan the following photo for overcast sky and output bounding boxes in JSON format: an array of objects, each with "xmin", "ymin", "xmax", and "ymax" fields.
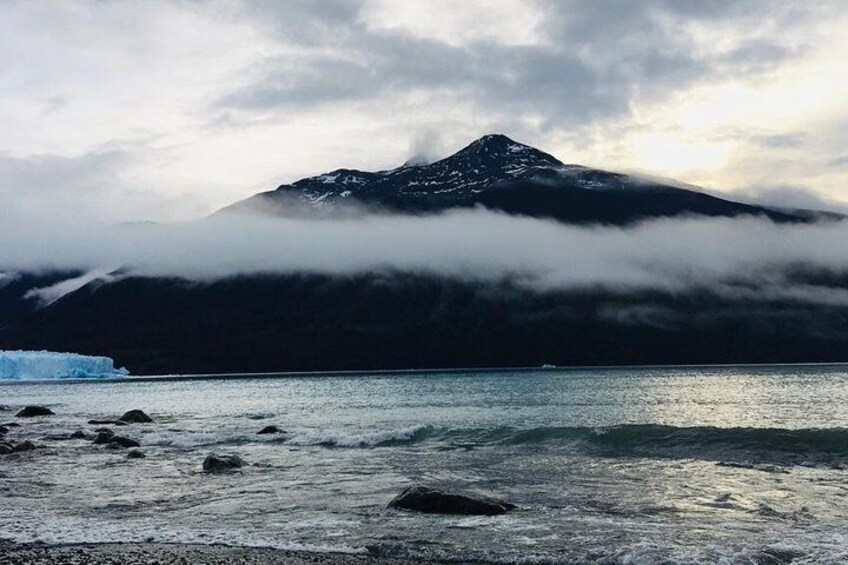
[{"xmin": 2, "ymin": 0, "xmax": 847, "ymax": 223}]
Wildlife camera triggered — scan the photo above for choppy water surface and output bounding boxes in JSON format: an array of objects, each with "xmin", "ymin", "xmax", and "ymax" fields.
[{"xmin": 2, "ymin": 365, "xmax": 848, "ymax": 564}]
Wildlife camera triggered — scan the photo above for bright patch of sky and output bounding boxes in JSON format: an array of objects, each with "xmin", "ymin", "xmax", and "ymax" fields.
[{"xmin": 1, "ymin": 0, "xmax": 846, "ymax": 222}]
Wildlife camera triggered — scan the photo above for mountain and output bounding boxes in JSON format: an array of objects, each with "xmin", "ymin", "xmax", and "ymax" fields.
[
  {"xmin": 3, "ymin": 272, "xmax": 848, "ymax": 374},
  {"xmin": 1, "ymin": 134, "xmax": 846, "ymax": 374},
  {"xmin": 222, "ymin": 134, "xmax": 803, "ymax": 225}
]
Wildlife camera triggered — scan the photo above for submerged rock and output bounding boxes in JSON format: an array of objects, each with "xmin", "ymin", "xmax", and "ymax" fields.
[
  {"xmin": 119, "ymin": 410, "xmax": 153, "ymax": 424},
  {"xmin": 93, "ymin": 431, "xmax": 116, "ymax": 444},
  {"xmin": 16, "ymin": 406, "xmax": 54, "ymax": 417},
  {"xmin": 127, "ymin": 450, "xmax": 146, "ymax": 459},
  {"xmin": 202, "ymin": 453, "xmax": 247, "ymax": 473},
  {"xmin": 257, "ymin": 425, "xmax": 283, "ymax": 435},
  {"xmin": 109, "ymin": 436, "xmax": 141, "ymax": 448},
  {"xmin": 388, "ymin": 486, "xmax": 516, "ymax": 516},
  {"xmin": 0, "ymin": 442, "xmax": 13, "ymax": 455},
  {"xmin": 0, "ymin": 425, "xmax": 8, "ymax": 435},
  {"xmin": 70, "ymin": 430, "xmax": 87, "ymax": 439},
  {"xmin": 2, "ymin": 422, "xmax": 21, "ymax": 428},
  {"xmin": 93, "ymin": 432, "xmax": 139, "ymax": 448},
  {"xmin": 12, "ymin": 440, "xmax": 36, "ymax": 452},
  {"xmin": 88, "ymin": 419, "xmax": 127, "ymax": 426}
]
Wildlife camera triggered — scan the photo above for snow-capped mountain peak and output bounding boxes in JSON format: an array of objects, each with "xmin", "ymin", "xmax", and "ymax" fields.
[{"xmin": 221, "ymin": 134, "xmax": 803, "ymax": 225}]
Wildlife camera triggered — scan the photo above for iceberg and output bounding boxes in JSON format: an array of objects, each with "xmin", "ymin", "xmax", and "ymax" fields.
[{"xmin": 0, "ymin": 350, "xmax": 129, "ymax": 380}]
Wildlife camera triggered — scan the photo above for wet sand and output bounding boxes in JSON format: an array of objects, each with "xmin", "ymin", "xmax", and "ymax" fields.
[{"xmin": 0, "ymin": 542, "xmax": 429, "ymax": 565}]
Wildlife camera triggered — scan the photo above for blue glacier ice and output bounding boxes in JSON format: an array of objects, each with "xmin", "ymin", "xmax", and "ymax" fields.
[{"xmin": 0, "ymin": 350, "xmax": 128, "ymax": 380}]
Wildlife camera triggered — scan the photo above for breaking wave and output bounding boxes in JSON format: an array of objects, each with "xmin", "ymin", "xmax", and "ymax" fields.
[
  {"xmin": 139, "ymin": 423, "xmax": 848, "ymax": 466},
  {"xmin": 431, "ymin": 424, "xmax": 848, "ymax": 466}
]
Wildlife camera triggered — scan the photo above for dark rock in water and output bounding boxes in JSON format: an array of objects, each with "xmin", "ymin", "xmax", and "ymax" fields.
[
  {"xmin": 2, "ymin": 422, "xmax": 21, "ymax": 428},
  {"xmin": 93, "ymin": 427, "xmax": 115, "ymax": 435},
  {"xmin": 88, "ymin": 419, "xmax": 127, "ymax": 426},
  {"xmin": 257, "ymin": 425, "xmax": 283, "ymax": 435},
  {"xmin": 108, "ymin": 436, "xmax": 140, "ymax": 449},
  {"xmin": 93, "ymin": 431, "xmax": 116, "ymax": 444},
  {"xmin": 119, "ymin": 410, "xmax": 153, "ymax": 424},
  {"xmin": 388, "ymin": 486, "xmax": 516, "ymax": 516},
  {"xmin": 0, "ymin": 425, "xmax": 8, "ymax": 435},
  {"xmin": 127, "ymin": 450, "xmax": 146, "ymax": 459},
  {"xmin": 69, "ymin": 430, "xmax": 87, "ymax": 439},
  {"xmin": 0, "ymin": 405, "xmax": 10, "ymax": 411},
  {"xmin": 12, "ymin": 440, "xmax": 36, "ymax": 452},
  {"xmin": 0, "ymin": 441, "xmax": 14, "ymax": 455},
  {"xmin": 16, "ymin": 406, "xmax": 54, "ymax": 417},
  {"xmin": 202, "ymin": 453, "xmax": 247, "ymax": 473}
]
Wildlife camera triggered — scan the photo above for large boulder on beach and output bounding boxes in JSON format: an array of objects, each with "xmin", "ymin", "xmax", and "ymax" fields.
[
  {"xmin": 16, "ymin": 406, "xmax": 54, "ymax": 417},
  {"xmin": 119, "ymin": 410, "xmax": 153, "ymax": 424},
  {"xmin": 203, "ymin": 453, "xmax": 247, "ymax": 473},
  {"xmin": 257, "ymin": 425, "xmax": 283, "ymax": 435},
  {"xmin": 388, "ymin": 486, "xmax": 516, "ymax": 516}
]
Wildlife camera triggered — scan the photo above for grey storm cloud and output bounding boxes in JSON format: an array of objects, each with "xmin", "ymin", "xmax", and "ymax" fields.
[{"xmin": 218, "ymin": 0, "xmax": 811, "ymax": 129}]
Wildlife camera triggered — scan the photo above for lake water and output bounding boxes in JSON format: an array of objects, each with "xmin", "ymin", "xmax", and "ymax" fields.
[{"xmin": 1, "ymin": 365, "xmax": 848, "ymax": 564}]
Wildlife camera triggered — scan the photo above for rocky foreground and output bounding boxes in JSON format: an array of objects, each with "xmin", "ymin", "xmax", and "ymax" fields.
[{"xmin": 0, "ymin": 542, "xmax": 425, "ymax": 565}]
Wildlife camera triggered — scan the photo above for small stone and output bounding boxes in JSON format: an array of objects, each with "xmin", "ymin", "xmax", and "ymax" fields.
[
  {"xmin": 119, "ymin": 410, "xmax": 153, "ymax": 424},
  {"xmin": 16, "ymin": 406, "xmax": 54, "ymax": 418},
  {"xmin": 109, "ymin": 436, "xmax": 141, "ymax": 449},
  {"xmin": 127, "ymin": 450, "xmax": 146, "ymax": 459},
  {"xmin": 257, "ymin": 425, "xmax": 283, "ymax": 435},
  {"xmin": 202, "ymin": 453, "xmax": 247, "ymax": 473},
  {"xmin": 93, "ymin": 431, "xmax": 116, "ymax": 444},
  {"xmin": 12, "ymin": 440, "xmax": 36, "ymax": 452},
  {"xmin": 70, "ymin": 430, "xmax": 87, "ymax": 439},
  {"xmin": 88, "ymin": 419, "xmax": 127, "ymax": 426}
]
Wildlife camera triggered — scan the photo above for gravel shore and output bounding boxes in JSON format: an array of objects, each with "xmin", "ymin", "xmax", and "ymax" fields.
[{"xmin": 0, "ymin": 542, "xmax": 424, "ymax": 565}]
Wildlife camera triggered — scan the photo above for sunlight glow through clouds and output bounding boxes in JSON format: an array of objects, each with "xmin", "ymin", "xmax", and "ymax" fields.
[{"xmin": 1, "ymin": 1, "xmax": 847, "ymax": 222}]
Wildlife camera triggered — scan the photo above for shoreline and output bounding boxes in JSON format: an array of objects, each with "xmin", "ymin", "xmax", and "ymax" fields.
[
  {"xmin": 2, "ymin": 360, "xmax": 848, "ymax": 386},
  {"xmin": 0, "ymin": 541, "xmax": 427, "ymax": 565}
]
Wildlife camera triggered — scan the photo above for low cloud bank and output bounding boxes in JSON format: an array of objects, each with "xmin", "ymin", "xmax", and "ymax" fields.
[{"xmin": 2, "ymin": 210, "xmax": 848, "ymax": 305}]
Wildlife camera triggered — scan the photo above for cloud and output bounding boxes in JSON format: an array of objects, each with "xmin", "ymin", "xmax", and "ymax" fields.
[
  {"xmin": 1, "ymin": 1, "xmax": 847, "ymax": 223},
  {"xmin": 3, "ymin": 210, "xmax": 848, "ymax": 306},
  {"xmin": 0, "ymin": 146, "xmax": 208, "ymax": 223}
]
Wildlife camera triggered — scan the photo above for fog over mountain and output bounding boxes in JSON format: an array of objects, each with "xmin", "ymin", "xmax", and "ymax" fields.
[
  {"xmin": 2, "ymin": 134, "xmax": 848, "ymax": 372},
  {"xmin": 1, "ymin": 211, "xmax": 848, "ymax": 307}
]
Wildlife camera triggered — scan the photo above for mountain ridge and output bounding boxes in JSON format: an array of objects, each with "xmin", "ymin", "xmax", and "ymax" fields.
[{"xmin": 220, "ymin": 134, "xmax": 805, "ymax": 225}]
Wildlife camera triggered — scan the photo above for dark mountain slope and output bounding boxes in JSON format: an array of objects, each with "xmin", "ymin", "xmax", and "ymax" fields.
[
  {"xmin": 2, "ymin": 273, "xmax": 847, "ymax": 374},
  {"xmin": 222, "ymin": 134, "xmax": 802, "ymax": 225},
  {"xmin": 0, "ymin": 271, "xmax": 82, "ymax": 329}
]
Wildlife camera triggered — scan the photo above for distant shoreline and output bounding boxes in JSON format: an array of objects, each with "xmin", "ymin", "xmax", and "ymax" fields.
[{"xmin": 1, "ymin": 361, "xmax": 847, "ymax": 386}]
